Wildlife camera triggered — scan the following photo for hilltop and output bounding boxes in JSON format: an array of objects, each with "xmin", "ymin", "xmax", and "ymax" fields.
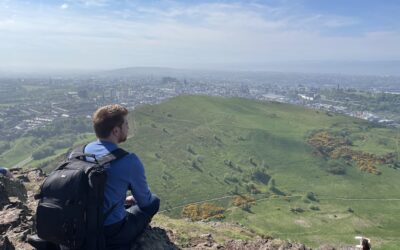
[{"xmin": 120, "ymin": 95, "xmax": 400, "ymax": 249}]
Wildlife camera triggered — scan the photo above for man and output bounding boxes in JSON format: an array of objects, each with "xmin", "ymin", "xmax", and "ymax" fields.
[{"xmin": 85, "ymin": 104, "xmax": 160, "ymax": 249}]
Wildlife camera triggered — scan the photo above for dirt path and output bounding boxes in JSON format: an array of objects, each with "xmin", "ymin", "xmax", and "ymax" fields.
[{"xmin": 159, "ymin": 193, "xmax": 400, "ymax": 214}]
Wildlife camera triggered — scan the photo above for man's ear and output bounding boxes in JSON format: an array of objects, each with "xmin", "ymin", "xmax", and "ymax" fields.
[{"xmin": 112, "ymin": 126, "xmax": 120, "ymax": 136}]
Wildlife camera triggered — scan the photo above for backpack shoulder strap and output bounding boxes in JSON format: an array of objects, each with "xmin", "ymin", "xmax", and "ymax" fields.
[
  {"xmin": 69, "ymin": 144, "xmax": 86, "ymax": 159},
  {"xmin": 69, "ymin": 144, "xmax": 99, "ymax": 162},
  {"xmin": 97, "ymin": 148, "xmax": 129, "ymax": 166}
]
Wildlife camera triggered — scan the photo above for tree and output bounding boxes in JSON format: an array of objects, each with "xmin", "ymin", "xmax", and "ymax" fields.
[{"xmin": 32, "ymin": 147, "xmax": 55, "ymax": 160}]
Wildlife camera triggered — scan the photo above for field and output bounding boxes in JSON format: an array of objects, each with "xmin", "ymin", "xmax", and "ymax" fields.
[
  {"xmin": 0, "ymin": 133, "xmax": 96, "ymax": 169},
  {"xmin": 120, "ymin": 95, "xmax": 400, "ymax": 249},
  {"xmin": 3, "ymin": 95, "xmax": 399, "ymax": 248}
]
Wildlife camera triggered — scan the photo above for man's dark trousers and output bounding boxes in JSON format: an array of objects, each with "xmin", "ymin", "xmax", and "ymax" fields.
[{"xmin": 104, "ymin": 196, "xmax": 160, "ymax": 250}]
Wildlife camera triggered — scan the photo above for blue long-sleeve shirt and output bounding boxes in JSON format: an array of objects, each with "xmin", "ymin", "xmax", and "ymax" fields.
[{"xmin": 84, "ymin": 140, "xmax": 156, "ymax": 226}]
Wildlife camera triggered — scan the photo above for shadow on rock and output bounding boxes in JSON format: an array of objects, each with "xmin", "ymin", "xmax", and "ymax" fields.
[{"xmin": 131, "ymin": 226, "xmax": 179, "ymax": 250}]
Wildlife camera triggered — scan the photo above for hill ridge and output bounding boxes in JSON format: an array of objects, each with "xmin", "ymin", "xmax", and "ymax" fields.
[{"xmin": 122, "ymin": 95, "xmax": 399, "ymax": 249}]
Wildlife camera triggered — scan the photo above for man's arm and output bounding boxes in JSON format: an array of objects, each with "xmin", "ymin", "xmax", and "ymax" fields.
[{"xmin": 127, "ymin": 154, "xmax": 158, "ymax": 208}]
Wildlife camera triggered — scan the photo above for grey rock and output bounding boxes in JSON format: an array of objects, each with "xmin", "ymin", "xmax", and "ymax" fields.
[
  {"xmin": 0, "ymin": 176, "xmax": 27, "ymax": 203},
  {"xmin": 0, "ymin": 235, "xmax": 15, "ymax": 250},
  {"xmin": 131, "ymin": 226, "xmax": 179, "ymax": 250},
  {"xmin": 0, "ymin": 182, "xmax": 10, "ymax": 209}
]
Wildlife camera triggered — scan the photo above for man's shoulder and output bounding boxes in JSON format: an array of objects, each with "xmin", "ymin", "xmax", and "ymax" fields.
[
  {"xmin": 111, "ymin": 150, "xmax": 144, "ymax": 174},
  {"xmin": 85, "ymin": 140, "xmax": 97, "ymax": 147},
  {"xmin": 84, "ymin": 140, "xmax": 117, "ymax": 154},
  {"xmin": 118, "ymin": 149, "xmax": 140, "ymax": 163},
  {"xmin": 83, "ymin": 141, "xmax": 141, "ymax": 165}
]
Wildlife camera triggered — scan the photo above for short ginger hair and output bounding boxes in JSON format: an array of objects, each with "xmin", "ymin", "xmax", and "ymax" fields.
[{"xmin": 92, "ymin": 104, "xmax": 128, "ymax": 138}]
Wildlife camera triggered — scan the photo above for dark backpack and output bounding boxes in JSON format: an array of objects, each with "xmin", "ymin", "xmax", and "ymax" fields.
[{"xmin": 34, "ymin": 146, "xmax": 128, "ymax": 250}]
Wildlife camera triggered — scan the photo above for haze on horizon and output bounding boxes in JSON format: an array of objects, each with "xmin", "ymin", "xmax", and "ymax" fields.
[{"xmin": 0, "ymin": 0, "xmax": 399, "ymax": 75}]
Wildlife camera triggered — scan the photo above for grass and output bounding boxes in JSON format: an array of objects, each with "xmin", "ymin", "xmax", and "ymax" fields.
[
  {"xmin": 9, "ymin": 95, "xmax": 399, "ymax": 248},
  {"xmin": 152, "ymin": 213, "xmax": 258, "ymax": 246},
  {"xmin": 0, "ymin": 133, "xmax": 96, "ymax": 170},
  {"xmin": 120, "ymin": 95, "xmax": 400, "ymax": 249},
  {"xmin": 0, "ymin": 137, "xmax": 36, "ymax": 167},
  {"xmin": 28, "ymin": 133, "xmax": 96, "ymax": 170}
]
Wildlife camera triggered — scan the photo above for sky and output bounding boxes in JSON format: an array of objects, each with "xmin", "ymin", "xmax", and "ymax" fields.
[{"xmin": 0, "ymin": 0, "xmax": 399, "ymax": 74}]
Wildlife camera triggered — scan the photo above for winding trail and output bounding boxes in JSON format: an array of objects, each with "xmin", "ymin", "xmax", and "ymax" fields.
[
  {"xmin": 319, "ymin": 197, "xmax": 400, "ymax": 201},
  {"xmin": 159, "ymin": 194, "xmax": 237, "ymax": 213},
  {"xmin": 159, "ymin": 193, "xmax": 400, "ymax": 214}
]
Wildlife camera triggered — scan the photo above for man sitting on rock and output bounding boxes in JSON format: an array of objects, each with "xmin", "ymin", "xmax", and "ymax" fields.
[{"xmin": 86, "ymin": 104, "xmax": 160, "ymax": 250}]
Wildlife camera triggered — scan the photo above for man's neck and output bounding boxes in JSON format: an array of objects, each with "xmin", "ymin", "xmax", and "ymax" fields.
[{"xmin": 98, "ymin": 137, "xmax": 119, "ymax": 145}]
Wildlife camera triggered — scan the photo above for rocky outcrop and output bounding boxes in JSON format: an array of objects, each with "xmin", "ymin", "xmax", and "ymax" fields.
[
  {"xmin": 0, "ymin": 174, "xmax": 27, "ymax": 210},
  {"xmin": 0, "ymin": 169, "xmax": 45, "ymax": 250},
  {"xmin": 132, "ymin": 228, "xmax": 310, "ymax": 250},
  {"xmin": 0, "ymin": 235, "xmax": 15, "ymax": 250},
  {"xmin": 0, "ymin": 182, "xmax": 9, "ymax": 209},
  {"xmin": 221, "ymin": 238, "xmax": 308, "ymax": 250},
  {"xmin": 132, "ymin": 227, "xmax": 179, "ymax": 250}
]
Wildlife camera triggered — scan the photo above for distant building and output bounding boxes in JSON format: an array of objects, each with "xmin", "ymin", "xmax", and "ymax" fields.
[
  {"xmin": 378, "ymin": 119, "xmax": 394, "ymax": 124},
  {"xmin": 161, "ymin": 77, "xmax": 179, "ymax": 85},
  {"xmin": 262, "ymin": 94, "xmax": 286, "ymax": 102},
  {"xmin": 67, "ymin": 92, "xmax": 78, "ymax": 98},
  {"xmin": 353, "ymin": 111, "xmax": 379, "ymax": 122},
  {"xmin": 298, "ymin": 94, "xmax": 314, "ymax": 101}
]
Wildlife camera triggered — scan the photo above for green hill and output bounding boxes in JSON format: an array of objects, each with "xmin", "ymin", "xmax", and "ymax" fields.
[{"xmin": 121, "ymin": 95, "xmax": 400, "ymax": 249}]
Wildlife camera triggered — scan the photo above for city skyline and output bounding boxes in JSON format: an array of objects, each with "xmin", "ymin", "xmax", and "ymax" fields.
[{"xmin": 0, "ymin": 0, "xmax": 399, "ymax": 75}]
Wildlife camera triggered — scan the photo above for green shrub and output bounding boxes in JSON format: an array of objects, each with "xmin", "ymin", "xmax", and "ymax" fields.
[
  {"xmin": 326, "ymin": 160, "xmax": 347, "ymax": 175},
  {"xmin": 224, "ymin": 173, "xmax": 239, "ymax": 183},
  {"xmin": 250, "ymin": 167, "xmax": 270, "ymax": 184},
  {"xmin": 306, "ymin": 192, "xmax": 319, "ymax": 202},
  {"xmin": 290, "ymin": 207, "xmax": 305, "ymax": 213},
  {"xmin": 32, "ymin": 147, "xmax": 55, "ymax": 160}
]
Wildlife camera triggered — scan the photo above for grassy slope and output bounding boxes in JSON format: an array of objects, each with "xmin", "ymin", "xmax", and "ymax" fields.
[
  {"xmin": 28, "ymin": 133, "xmax": 97, "ymax": 169},
  {"xmin": 152, "ymin": 214, "xmax": 258, "ymax": 247},
  {"xmin": 0, "ymin": 133, "xmax": 96, "ymax": 169},
  {"xmin": 0, "ymin": 137, "xmax": 35, "ymax": 167},
  {"xmin": 121, "ymin": 95, "xmax": 400, "ymax": 249}
]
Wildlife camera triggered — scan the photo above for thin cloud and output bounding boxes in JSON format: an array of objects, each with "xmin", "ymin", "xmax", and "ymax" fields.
[
  {"xmin": 0, "ymin": 18, "xmax": 14, "ymax": 28},
  {"xmin": 0, "ymin": 1, "xmax": 399, "ymax": 70},
  {"xmin": 60, "ymin": 3, "xmax": 69, "ymax": 10},
  {"xmin": 77, "ymin": 0, "xmax": 109, "ymax": 7},
  {"xmin": 323, "ymin": 17, "xmax": 358, "ymax": 28}
]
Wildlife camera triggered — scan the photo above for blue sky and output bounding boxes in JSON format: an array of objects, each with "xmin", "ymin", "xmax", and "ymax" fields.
[{"xmin": 0, "ymin": 0, "xmax": 399, "ymax": 73}]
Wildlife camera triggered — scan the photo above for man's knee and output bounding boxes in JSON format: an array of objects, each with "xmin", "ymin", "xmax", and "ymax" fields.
[
  {"xmin": 142, "ymin": 195, "xmax": 160, "ymax": 218},
  {"xmin": 149, "ymin": 195, "xmax": 160, "ymax": 216},
  {"xmin": 152, "ymin": 195, "xmax": 160, "ymax": 210}
]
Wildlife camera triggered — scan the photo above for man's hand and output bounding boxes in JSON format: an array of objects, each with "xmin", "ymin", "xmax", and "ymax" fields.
[{"xmin": 125, "ymin": 195, "xmax": 136, "ymax": 207}]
